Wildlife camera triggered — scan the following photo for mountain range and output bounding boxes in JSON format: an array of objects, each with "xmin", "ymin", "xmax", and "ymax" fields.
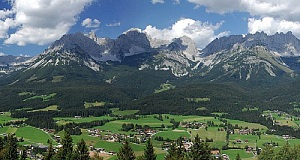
[
  {"xmin": 2, "ymin": 29, "xmax": 300, "ymax": 113},
  {"xmin": 5, "ymin": 29, "xmax": 300, "ymax": 80}
]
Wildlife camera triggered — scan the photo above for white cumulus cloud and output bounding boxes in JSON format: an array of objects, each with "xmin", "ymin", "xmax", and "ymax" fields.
[
  {"xmin": 82, "ymin": 18, "xmax": 101, "ymax": 28},
  {"xmin": 0, "ymin": 0, "xmax": 93, "ymax": 46},
  {"xmin": 151, "ymin": 0, "xmax": 165, "ymax": 4},
  {"xmin": 0, "ymin": 18, "xmax": 14, "ymax": 39},
  {"xmin": 144, "ymin": 18, "xmax": 228, "ymax": 49},
  {"xmin": 187, "ymin": 0, "xmax": 292, "ymax": 17},
  {"xmin": 187, "ymin": 0, "xmax": 245, "ymax": 13},
  {"xmin": 248, "ymin": 17, "xmax": 300, "ymax": 37},
  {"xmin": 187, "ymin": 0, "xmax": 300, "ymax": 37}
]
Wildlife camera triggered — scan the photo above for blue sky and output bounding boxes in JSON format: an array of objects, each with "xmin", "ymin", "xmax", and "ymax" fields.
[{"xmin": 0, "ymin": 0, "xmax": 300, "ymax": 56}]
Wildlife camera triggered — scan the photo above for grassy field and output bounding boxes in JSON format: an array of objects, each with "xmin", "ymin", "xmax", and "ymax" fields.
[
  {"xmin": 154, "ymin": 83, "xmax": 175, "ymax": 93},
  {"xmin": 30, "ymin": 105, "xmax": 59, "ymax": 112},
  {"xmin": 256, "ymin": 134, "xmax": 286, "ymax": 148},
  {"xmin": 228, "ymin": 134, "xmax": 260, "ymax": 152},
  {"xmin": 110, "ymin": 108, "xmax": 139, "ymax": 116},
  {"xmin": 0, "ymin": 112, "xmax": 25, "ymax": 124},
  {"xmin": 166, "ymin": 114, "xmax": 219, "ymax": 123},
  {"xmin": 242, "ymin": 107, "xmax": 259, "ymax": 112},
  {"xmin": 116, "ymin": 116, "xmax": 173, "ymax": 128},
  {"xmin": 189, "ymin": 127, "xmax": 227, "ymax": 148},
  {"xmin": 93, "ymin": 121, "xmax": 138, "ymax": 135},
  {"xmin": 185, "ymin": 97, "xmax": 210, "ymax": 102},
  {"xmin": 196, "ymin": 107, "xmax": 207, "ymax": 111},
  {"xmin": 263, "ymin": 110, "xmax": 298, "ymax": 128},
  {"xmin": 226, "ymin": 119, "xmax": 267, "ymax": 130},
  {"xmin": 18, "ymin": 91, "xmax": 35, "ymax": 96},
  {"xmin": 23, "ymin": 93, "xmax": 57, "ymax": 102},
  {"xmin": 222, "ymin": 149, "xmax": 254, "ymax": 160},
  {"xmin": 52, "ymin": 75, "xmax": 64, "ymax": 82},
  {"xmin": 54, "ymin": 116, "xmax": 114, "ymax": 125},
  {"xmin": 84, "ymin": 101, "xmax": 107, "ymax": 109},
  {"xmin": 154, "ymin": 129, "xmax": 190, "ymax": 140},
  {"xmin": 15, "ymin": 126, "xmax": 56, "ymax": 145},
  {"xmin": 0, "ymin": 126, "xmax": 56, "ymax": 145}
]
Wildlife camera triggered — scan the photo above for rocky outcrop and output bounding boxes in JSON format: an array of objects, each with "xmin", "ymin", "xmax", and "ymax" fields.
[{"xmin": 202, "ymin": 31, "xmax": 300, "ymax": 57}]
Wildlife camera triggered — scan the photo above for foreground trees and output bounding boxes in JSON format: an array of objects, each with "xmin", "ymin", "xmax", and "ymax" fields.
[
  {"xmin": 54, "ymin": 130, "xmax": 90, "ymax": 160},
  {"xmin": 117, "ymin": 140, "xmax": 136, "ymax": 160},
  {"xmin": 0, "ymin": 131, "xmax": 213, "ymax": 160},
  {"xmin": 190, "ymin": 134, "xmax": 211, "ymax": 160},
  {"xmin": 45, "ymin": 140, "xmax": 55, "ymax": 160},
  {"xmin": 137, "ymin": 138, "xmax": 157, "ymax": 160},
  {"xmin": 0, "ymin": 134, "xmax": 18, "ymax": 160},
  {"xmin": 143, "ymin": 139, "xmax": 157, "ymax": 160},
  {"xmin": 258, "ymin": 143, "xmax": 300, "ymax": 160},
  {"xmin": 165, "ymin": 135, "xmax": 212, "ymax": 160},
  {"xmin": 74, "ymin": 139, "xmax": 90, "ymax": 160}
]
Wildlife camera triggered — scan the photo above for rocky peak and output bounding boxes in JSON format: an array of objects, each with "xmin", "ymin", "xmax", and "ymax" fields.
[
  {"xmin": 167, "ymin": 36, "xmax": 199, "ymax": 61},
  {"xmin": 118, "ymin": 29, "xmax": 151, "ymax": 49},
  {"xmin": 49, "ymin": 32, "xmax": 103, "ymax": 57},
  {"xmin": 201, "ymin": 35, "xmax": 244, "ymax": 56},
  {"xmin": 109, "ymin": 29, "xmax": 152, "ymax": 60},
  {"xmin": 202, "ymin": 32, "xmax": 300, "ymax": 57}
]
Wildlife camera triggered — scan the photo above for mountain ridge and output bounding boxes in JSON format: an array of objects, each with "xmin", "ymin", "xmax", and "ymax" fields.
[{"xmin": 4, "ymin": 29, "xmax": 300, "ymax": 82}]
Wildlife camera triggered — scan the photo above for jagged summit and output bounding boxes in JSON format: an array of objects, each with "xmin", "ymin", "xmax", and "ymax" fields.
[
  {"xmin": 202, "ymin": 31, "xmax": 300, "ymax": 57},
  {"xmin": 49, "ymin": 32, "xmax": 103, "ymax": 58}
]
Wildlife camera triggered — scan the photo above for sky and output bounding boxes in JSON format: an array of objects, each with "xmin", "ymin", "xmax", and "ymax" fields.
[{"xmin": 0, "ymin": 0, "xmax": 300, "ymax": 56}]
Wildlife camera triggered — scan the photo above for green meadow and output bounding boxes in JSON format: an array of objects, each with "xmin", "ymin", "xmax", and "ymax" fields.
[
  {"xmin": 22, "ymin": 93, "xmax": 57, "ymax": 102},
  {"xmin": 30, "ymin": 105, "xmax": 59, "ymax": 112},
  {"xmin": 0, "ymin": 126, "xmax": 56, "ymax": 145},
  {"xmin": 84, "ymin": 101, "xmax": 108, "ymax": 109},
  {"xmin": 110, "ymin": 108, "xmax": 139, "ymax": 116},
  {"xmin": 54, "ymin": 116, "xmax": 114, "ymax": 125}
]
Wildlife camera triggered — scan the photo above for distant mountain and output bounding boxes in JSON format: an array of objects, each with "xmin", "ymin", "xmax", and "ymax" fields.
[
  {"xmin": 0, "ymin": 54, "xmax": 31, "ymax": 74},
  {"xmin": 194, "ymin": 32, "xmax": 300, "ymax": 81},
  {"xmin": 5, "ymin": 29, "xmax": 300, "ymax": 84},
  {"xmin": 202, "ymin": 31, "xmax": 300, "ymax": 57},
  {"xmin": 139, "ymin": 35, "xmax": 199, "ymax": 77}
]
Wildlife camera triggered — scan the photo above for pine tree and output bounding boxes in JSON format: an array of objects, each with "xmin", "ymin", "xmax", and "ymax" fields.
[
  {"xmin": 45, "ymin": 140, "xmax": 55, "ymax": 160},
  {"xmin": 190, "ymin": 134, "xmax": 211, "ymax": 160},
  {"xmin": 117, "ymin": 140, "xmax": 135, "ymax": 160},
  {"xmin": 258, "ymin": 144, "xmax": 274, "ymax": 160},
  {"xmin": 291, "ymin": 144, "xmax": 300, "ymax": 159},
  {"xmin": 56, "ymin": 130, "xmax": 73, "ymax": 160},
  {"xmin": 143, "ymin": 138, "xmax": 156, "ymax": 160},
  {"xmin": 165, "ymin": 137, "xmax": 186, "ymax": 160},
  {"xmin": 74, "ymin": 139, "xmax": 90, "ymax": 160},
  {"xmin": 165, "ymin": 141, "xmax": 177, "ymax": 160},
  {"xmin": 3, "ymin": 134, "xmax": 18, "ymax": 160},
  {"xmin": 275, "ymin": 142, "xmax": 291, "ymax": 160}
]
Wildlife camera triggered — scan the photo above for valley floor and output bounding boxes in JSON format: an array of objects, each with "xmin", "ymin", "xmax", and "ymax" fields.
[{"xmin": 1, "ymin": 109, "xmax": 299, "ymax": 159}]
